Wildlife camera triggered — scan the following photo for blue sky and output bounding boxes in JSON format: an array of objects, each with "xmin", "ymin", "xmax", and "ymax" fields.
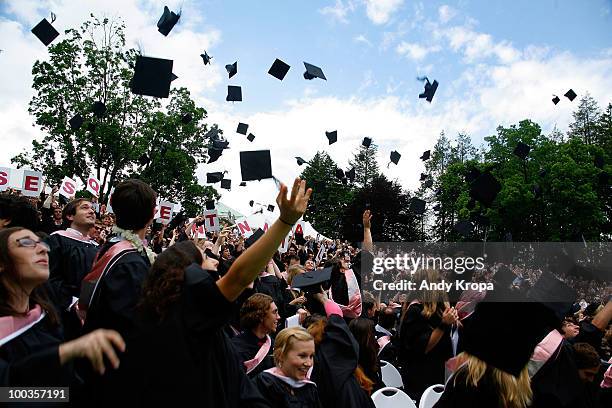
[{"xmin": 1, "ymin": 0, "xmax": 611, "ymax": 214}]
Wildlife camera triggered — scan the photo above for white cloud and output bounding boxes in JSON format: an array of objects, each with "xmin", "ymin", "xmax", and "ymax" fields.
[
  {"xmin": 396, "ymin": 41, "xmax": 441, "ymax": 61},
  {"xmin": 363, "ymin": 0, "xmax": 404, "ymax": 25},
  {"xmin": 319, "ymin": 0, "xmax": 356, "ymax": 24},
  {"xmin": 443, "ymin": 25, "xmax": 522, "ymax": 64},
  {"xmin": 354, "ymin": 34, "xmax": 372, "ymax": 47},
  {"xmin": 438, "ymin": 5, "xmax": 457, "ymax": 23}
]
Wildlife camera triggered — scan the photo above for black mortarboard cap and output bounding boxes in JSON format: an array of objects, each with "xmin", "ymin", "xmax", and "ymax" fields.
[
  {"xmin": 470, "ymin": 172, "xmax": 501, "ymax": 207},
  {"xmin": 268, "ymin": 58, "xmax": 290, "ymax": 80},
  {"xmin": 513, "ymin": 142, "xmax": 530, "ymax": 160},
  {"xmin": 226, "ymin": 85, "xmax": 242, "ymax": 102},
  {"xmin": 245, "ymin": 228, "xmax": 265, "ymax": 248},
  {"xmin": 418, "ymin": 78, "xmax": 439, "ymax": 102},
  {"xmin": 171, "ymin": 73, "xmax": 178, "ymax": 81},
  {"xmin": 552, "ymin": 95, "xmax": 560, "ymax": 105},
  {"xmin": 240, "ymin": 150, "xmax": 273, "ymax": 181},
  {"xmin": 206, "ymin": 172, "xmax": 224, "ymax": 183},
  {"xmin": 225, "ymin": 61, "xmax": 237, "ymax": 79},
  {"xmin": 594, "ymin": 155, "xmax": 604, "ymax": 169},
  {"xmin": 200, "ymin": 51, "xmax": 212, "ymax": 65},
  {"xmin": 362, "ymin": 137, "xmax": 372, "ymax": 148},
  {"xmin": 31, "ymin": 18, "xmax": 59, "ymax": 46},
  {"xmin": 296, "ymin": 157, "xmax": 308, "ymax": 166},
  {"xmin": 91, "ymin": 101, "xmax": 106, "ymax": 117},
  {"xmin": 237, "ymin": 122, "xmax": 249, "ymax": 135},
  {"xmin": 249, "ymin": 200, "xmax": 254, "ymax": 207},
  {"xmin": 564, "ymin": 89, "xmax": 577, "ymax": 101},
  {"xmin": 420, "ymin": 173, "xmax": 428, "ymax": 181},
  {"xmin": 390, "ymin": 150, "xmax": 401, "ymax": 165},
  {"xmin": 138, "ymin": 154, "xmax": 150, "ymax": 166},
  {"xmin": 69, "ymin": 114, "xmax": 83, "ymax": 130},
  {"xmin": 346, "ymin": 167, "xmax": 356, "ymax": 183},
  {"xmin": 326, "ymin": 130, "xmax": 337, "ymax": 145},
  {"xmin": 207, "ymin": 148, "xmax": 223, "ymax": 163},
  {"xmin": 539, "ymin": 168, "xmax": 547, "ymax": 178},
  {"xmin": 239, "ymin": 181, "xmax": 247, "ymax": 187},
  {"xmin": 292, "ymin": 267, "xmax": 332, "ymax": 292},
  {"xmin": 410, "ymin": 197, "xmax": 426, "ymax": 215},
  {"xmin": 221, "ymin": 179, "xmax": 231, "ymax": 190},
  {"xmin": 335, "ymin": 168, "xmax": 345, "ymax": 180},
  {"xmin": 205, "ymin": 200, "xmax": 215, "ymax": 210},
  {"xmin": 527, "ymin": 272, "xmax": 577, "ymax": 323},
  {"xmin": 420, "ymin": 150, "xmax": 431, "ymax": 161},
  {"xmin": 303, "ymin": 62, "xmax": 326, "ymax": 80},
  {"xmin": 247, "ymin": 133, "xmax": 255, "ymax": 142},
  {"xmin": 157, "ymin": 6, "xmax": 180, "ymax": 36},
  {"xmin": 167, "ymin": 211, "xmax": 187, "ymax": 231},
  {"xmin": 295, "ymin": 232, "xmax": 306, "ymax": 246},
  {"xmin": 454, "ymin": 220, "xmax": 473, "ymax": 238},
  {"xmin": 267, "ymin": 205, "xmax": 274, "ymax": 212},
  {"xmin": 424, "ymin": 179, "xmax": 433, "ymax": 189},
  {"xmin": 181, "ymin": 113, "xmax": 192, "ymax": 124},
  {"xmin": 130, "ymin": 55, "xmax": 173, "ymax": 98}
]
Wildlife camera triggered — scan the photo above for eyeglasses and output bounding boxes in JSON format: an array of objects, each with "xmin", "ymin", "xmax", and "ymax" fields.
[{"xmin": 16, "ymin": 237, "xmax": 51, "ymax": 252}]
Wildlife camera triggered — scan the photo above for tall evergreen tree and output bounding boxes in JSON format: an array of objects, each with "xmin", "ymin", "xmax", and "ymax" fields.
[
  {"xmin": 348, "ymin": 143, "xmax": 380, "ymax": 188},
  {"xmin": 568, "ymin": 93, "xmax": 601, "ymax": 145}
]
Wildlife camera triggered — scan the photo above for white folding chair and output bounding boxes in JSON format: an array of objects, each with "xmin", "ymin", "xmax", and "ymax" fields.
[
  {"xmin": 379, "ymin": 359, "xmax": 403, "ymax": 388},
  {"xmin": 419, "ymin": 384, "xmax": 444, "ymax": 408},
  {"xmin": 372, "ymin": 387, "xmax": 417, "ymax": 408}
]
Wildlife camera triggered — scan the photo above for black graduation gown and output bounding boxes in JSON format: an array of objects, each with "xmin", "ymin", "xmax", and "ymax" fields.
[
  {"xmin": 255, "ymin": 275, "xmax": 291, "ymax": 325},
  {"xmin": 399, "ymin": 303, "xmax": 453, "ymax": 401},
  {"xmin": 255, "ymin": 371, "xmax": 323, "ymax": 408},
  {"xmin": 119, "ymin": 264, "xmax": 271, "ymax": 408},
  {"xmin": 310, "ymin": 314, "xmax": 376, "ymax": 408},
  {"xmin": 433, "ymin": 366, "xmax": 504, "ymax": 408},
  {"xmin": 232, "ymin": 330, "xmax": 276, "ymax": 378}
]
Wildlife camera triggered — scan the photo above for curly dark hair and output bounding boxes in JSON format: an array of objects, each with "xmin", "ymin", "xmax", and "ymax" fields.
[
  {"xmin": 239, "ymin": 293, "xmax": 274, "ymax": 330},
  {"xmin": 139, "ymin": 241, "xmax": 203, "ymax": 320}
]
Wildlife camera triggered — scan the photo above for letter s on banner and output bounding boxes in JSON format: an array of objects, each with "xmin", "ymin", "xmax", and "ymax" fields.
[
  {"xmin": 0, "ymin": 167, "xmax": 11, "ymax": 191},
  {"xmin": 59, "ymin": 176, "xmax": 77, "ymax": 198}
]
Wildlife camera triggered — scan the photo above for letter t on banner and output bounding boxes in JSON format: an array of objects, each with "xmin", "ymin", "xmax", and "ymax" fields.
[
  {"xmin": 59, "ymin": 176, "xmax": 77, "ymax": 198},
  {"xmin": 21, "ymin": 170, "xmax": 43, "ymax": 197},
  {"xmin": 86, "ymin": 175, "xmax": 101, "ymax": 197},
  {"xmin": 204, "ymin": 210, "xmax": 220, "ymax": 233}
]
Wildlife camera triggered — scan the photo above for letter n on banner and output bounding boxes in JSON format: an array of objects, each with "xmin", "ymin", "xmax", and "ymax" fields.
[{"xmin": 235, "ymin": 217, "xmax": 254, "ymax": 238}]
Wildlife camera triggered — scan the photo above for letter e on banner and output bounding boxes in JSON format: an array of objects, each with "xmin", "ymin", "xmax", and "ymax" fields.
[
  {"xmin": 157, "ymin": 201, "xmax": 173, "ymax": 225},
  {"xmin": 59, "ymin": 176, "xmax": 77, "ymax": 198},
  {"xmin": 0, "ymin": 167, "xmax": 11, "ymax": 191},
  {"xmin": 21, "ymin": 170, "xmax": 43, "ymax": 197},
  {"xmin": 235, "ymin": 217, "xmax": 254, "ymax": 238},
  {"xmin": 86, "ymin": 175, "xmax": 101, "ymax": 197},
  {"xmin": 204, "ymin": 210, "xmax": 219, "ymax": 233}
]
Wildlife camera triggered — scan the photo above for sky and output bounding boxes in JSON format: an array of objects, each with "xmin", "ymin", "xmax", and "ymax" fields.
[{"xmin": 1, "ymin": 0, "xmax": 611, "ymax": 216}]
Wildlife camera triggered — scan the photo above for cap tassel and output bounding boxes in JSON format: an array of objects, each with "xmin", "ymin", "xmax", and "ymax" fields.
[{"xmin": 50, "ymin": 12, "xmax": 57, "ymax": 24}]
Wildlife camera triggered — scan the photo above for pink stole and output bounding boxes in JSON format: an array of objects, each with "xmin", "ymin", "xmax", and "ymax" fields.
[
  {"xmin": 377, "ymin": 335, "xmax": 391, "ymax": 355},
  {"xmin": 51, "ymin": 228, "xmax": 97, "ymax": 245},
  {"xmin": 329, "ymin": 269, "xmax": 362, "ymax": 319},
  {"xmin": 0, "ymin": 305, "xmax": 46, "ymax": 347},
  {"xmin": 601, "ymin": 358, "xmax": 612, "ymax": 388},
  {"xmin": 528, "ymin": 329, "xmax": 564, "ymax": 378},
  {"xmin": 263, "ymin": 367, "xmax": 315, "ymax": 386},
  {"xmin": 243, "ymin": 335, "xmax": 272, "ymax": 374}
]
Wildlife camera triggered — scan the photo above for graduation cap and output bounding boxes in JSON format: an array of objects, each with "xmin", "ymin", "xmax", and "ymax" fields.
[
  {"xmin": 292, "ymin": 267, "xmax": 332, "ymax": 293},
  {"xmin": 267, "ymin": 205, "xmax": 275, "ymax": 212},
  {"xmin": 552, "ymin": 95, "xmax": 560, "ymax": 105},
  {"xmin": 181, "ymin": 113, "xmax": 192, "ymax": 124},
  {"xmin": 454, "ymin": 220, "xmax": 473, "ymax": 238},
  {"xmin": 249, "ymin": 200, "xmax": 254, "ymax": 207},
  {"xmin": 335, "ymin": 168, "xmax": 345, "ymax": 180},
  {"xmin": 205, "ymin": 200, "xmax": 215, "ymax": 210},
  {"xmin": 157, "ymin": 6, "xmax": 180, "ymax": 36},
  {"xmin": 346, "ymin": 167, "xmax": 356, "ymax": 183},
  {"xmin": 470, "ymin": 172, "xmax": 501, "ymax": 207},
  {"xmin": 326, "ymin": 130, "xmax": 337, "ymax": 145},
  {"xmin": 418, "ymin": 77, "xmax": 439, "ymax": 102},
  {"xmin": 362, "ymin": 137, "xmax": 372, "ymax": 148},
  {"xmin": 564, "ymin": 89, "xmax": 577, "ymax": 102},
  {"xmin": 130, "ymin": 55, "xmax": 173, "ymax": 98},
  {"xmin": 268, "ymin": 58, "xmax": 290, "ymax": 80},
  {"xmin": 31, "ymin": 16, "xmax": 59, "ymax": 46},
  {"xmin": 91, "ymin": 101, "xmax": 106, "ymax": 117},
  {"xmin": 528, "ymin": 272, "xmax": 577, "ymax": 323},
  {"xmin": 245, "ymin": 228, "xmax": 265, "ymax": 248},
  {"xmin": 69, "ymin": 114, "xmax": 84, "ymax": 130},
  {"xmin": 420, "ymin": 150, "xmax": 431, "ymax": 161},
  {"xmin": 410, "ymin": 197, "xmax": 426, "ymax": 215},
  {"xmin": 513, "ymin": 142, "xmax": 530, "ymax": 160},
  {"xmin": 200, "ymin": 51, "xmax": 212, "ymax": 65},
  {"xmin": 167, "ymin": 211, "xmax": 187, "ymax": 230},
  {"xmin": 236, "ymin": 122, "xmax": 248, "ymax": 135},
  {"xmin": 226, "ymin": 85, "xmax": 242, "ymax": 102},
  {"xmin": 138, "ymin": 154, "xmax": 150, "ymax": 166},
  {"xmin": 206, "ymin": 172, "xmax": 224, "ymax": 183},
  {"xmin": 221, "ymin": 179, "xmax": 231, "ymax": 190},
  {"xmin": 246, "ymin": 133, "xmax": 255, "ymax": 142},
  {"xmin": 207, "ymin": 148, "xmax": 223, "ymax": 164},
  {"xmin": 594, "ymin": 155, "xmax": 604, "ymax": 169},
  {"xmin": 303, "ymin": 62, "xmax": 326, "ymax": 80},
  {"xmin": 171, "ymin": 73, "xmax": 178, "ymax": 81},
  {"xmin": 420, "ymin": 173, "xmax": 428, "ymax": 181},
  {"xmin": 225, "ymin": 61, "xmax": 237, "ymax": 79},
  {"xmin": 424, "ymin": 179, "xmax": 434, "ymax": 189},
  {"xmin": 389, "ymin": 150, "xmax": 401, "ymax": 165},
  {"xmin": 296, "ymin": 157, "xmax": 308, "ymax": 166},
  {"xmin": 240, "ymin": 150, "xmax": 273, "ymax": 181}
]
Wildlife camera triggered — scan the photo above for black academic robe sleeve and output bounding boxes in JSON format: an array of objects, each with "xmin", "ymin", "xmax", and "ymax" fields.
[
  {"xmin": 254, "ymin": 372, "xmax": 323, "ymax": 408},
  {"xmin": 0, "ymin": 347, "xmax": 63, "ymax": 386},
  {"xmin": 433, "ymin": 368, "xmax": 501, "ymax": 408}
]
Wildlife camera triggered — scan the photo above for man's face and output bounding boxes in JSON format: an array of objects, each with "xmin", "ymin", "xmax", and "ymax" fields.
[
  {"xmin": 68, "ymin": 201, "xmax": 95, "ymax": 229},
  {"xmin": 288, "ymin": 248, "xmax": 296, "ymax": 256},
  {"xmin": 578, "ymin": 366, "xmax": 599, "ymax": 383},
  {"xmin": 304, "ymin": 260, "xmax": 315, "ymax": 271},
  {"xmin": 53, "ymin": 207, "xmax": 62, "ymax": 221}
]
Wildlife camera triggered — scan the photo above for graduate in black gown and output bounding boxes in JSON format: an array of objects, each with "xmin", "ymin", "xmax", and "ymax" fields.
[
  {"xmin": 254, "ymin": 326, "xmax": 322, "ymax": 408},
  {"xmin": 121, "ymin": 177, "xmax": 313, "ymax": 407},
  {"xmin": 0, "ymin": 227, "xmax": 124, "ymax": 395},
  {"xmin": 232, "ymin": 293, "xmax": 279, "ymax": 378}
]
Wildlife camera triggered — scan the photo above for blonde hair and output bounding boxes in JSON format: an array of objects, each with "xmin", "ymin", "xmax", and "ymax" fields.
[
  {"xmin": 454, "ymin": 352, "xmax": 532, "ymax": 408},
  {"xmin": 413, "ymin": 268, "xmax": 448, "ymax": 318},
  {"xmin": 286, "ymin": 264, "xmax": 305, "ymax": 286},
  {"xmin": 273, "ymin": 327, "xmax": 314, "ymax": 366}
]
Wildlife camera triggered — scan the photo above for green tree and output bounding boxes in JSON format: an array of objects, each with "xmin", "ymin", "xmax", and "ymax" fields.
[
  {"xmin": 11, "ymin": 15, "xmax": 218, "ymax": 211},
  {"xmin": 568, "ymin": 93, "xmax": 601, "ymax": 145},
  {"xmin": 348, "ymin": 143, "xmax": 380, "ymax": 188}
]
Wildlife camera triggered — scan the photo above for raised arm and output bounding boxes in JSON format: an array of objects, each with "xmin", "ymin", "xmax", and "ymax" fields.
[
  {"xmin": 362, "ymin": 209, "xmax": 373, "ymax": 252},
  {"xmin": 216, "ymin": 178, "xmax": 312, "ymax": 302}
]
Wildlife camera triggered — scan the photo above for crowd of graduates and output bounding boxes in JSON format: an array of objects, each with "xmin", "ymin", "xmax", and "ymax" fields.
[{"xmin": 0, "ymin": 179, "xmax": 611, "ymax": 408}]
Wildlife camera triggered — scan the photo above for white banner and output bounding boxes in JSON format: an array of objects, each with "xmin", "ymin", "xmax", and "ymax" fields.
[
  {"xmin": 21, "ymin": 170, "xmax": 43, "ymax": 197},
  {"xmin": 156, "ymin": 201, "xmax": 174, "ymax": 225},
  {"xmin": 203, "ymin": 210, "xmax": 220, "ymax": 233},
  {"xmin": 59, "ymin": 176, "xmax": 78, "ymax": 198},
  {"xmin": 0, "ymin": 167, "xmax": 11, "ymax": 191},
  {"xmin": 86, "ymin": 175, "xmax": 101, "ymax": 197}
]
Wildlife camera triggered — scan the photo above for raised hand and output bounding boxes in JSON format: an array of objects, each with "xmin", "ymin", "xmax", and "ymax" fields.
[
  {"xmin": 276, "ymin": 178, "xmax": 312, "ymax": 225},
  {"xmin": 363, "ymin": 209, "xmax": 372, "ymax": 229}
]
